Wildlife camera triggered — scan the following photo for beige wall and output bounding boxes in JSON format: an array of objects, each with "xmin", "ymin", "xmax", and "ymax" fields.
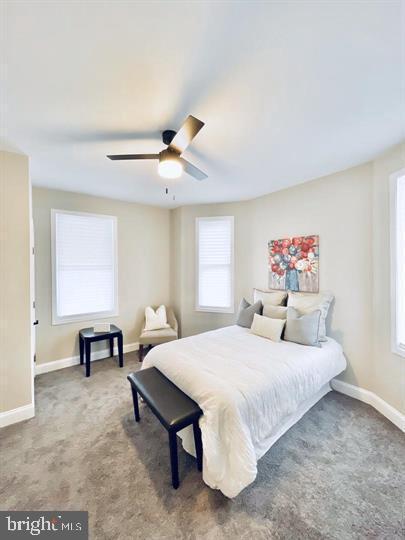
[
  {"xmin": 171, "ymin": 148, "xmax": 405, "ymax": 414},
  {"xmin": 371, "ymin": 144, "xmax": 405, "ymax": 413},
  {"xmin": 31, "ymin": 143, "xmax": 404, "ymax": 415},
  {"xmin": 33, "ymin": 188, "xmax": 171, "ymax": 364},
  {"xmin": 0, "ymin": 150, "xmax": 33, "ymax": 412},
  {"xmin": 172, "ymin": 202, "xmax": 254, "ymax": 337}
]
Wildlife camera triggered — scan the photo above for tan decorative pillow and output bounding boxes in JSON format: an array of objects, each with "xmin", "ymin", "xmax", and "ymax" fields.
[
  {"xmin": 250, "ymin": 313, "xmax": 286, "ymax": 342},
  {"xmin": 263, "ymin": 305, "xmax": 290, "ymax": 319},
  {"xmin": 253, "ymin": 288, "xmax": 287, "ymax": 307},
  {"xmin": 287, "ymin": 291, "xmax": 334, "ymax": 341}
]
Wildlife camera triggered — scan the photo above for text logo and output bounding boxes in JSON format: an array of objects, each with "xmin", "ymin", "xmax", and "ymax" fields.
[{"xmin": 0, "ymin": 512, "xmax": 88, "ymax": 539}]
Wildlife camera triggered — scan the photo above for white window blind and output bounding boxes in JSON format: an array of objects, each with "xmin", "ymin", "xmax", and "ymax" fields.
[
  {"xmin": 52, "ymin": 210, "xmax": 118, "ymax": 324},
  {"xmin": 392, "ymin": 172, "xmax": 405, "ymax": 356},
  {"xmin": 196, "ymin": 216, "xmax": 234, "ymax": 313}
]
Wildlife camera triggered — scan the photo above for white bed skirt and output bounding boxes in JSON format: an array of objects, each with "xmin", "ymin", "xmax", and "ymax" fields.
[
  {"xmin": 256, "ymin": 382, "xmax": 332, "ymax": 457},
  {"xmin": 179, "ymin": 382, "xmax": 332, "ymax": 461}
]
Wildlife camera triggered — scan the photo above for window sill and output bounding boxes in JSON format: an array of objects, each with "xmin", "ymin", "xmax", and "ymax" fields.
[
  {"xmin": 52, "ymin": 310, "xmax": 119, "ymax": 326},
  {"xmin": 195, "ymin": 307, "xmax": 235, "ymax": 314}
]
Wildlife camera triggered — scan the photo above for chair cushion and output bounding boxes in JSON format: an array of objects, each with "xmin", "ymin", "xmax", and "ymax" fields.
[{"xmin": 139, "ymin": 327, "xmax": 178, "ymax": 345}]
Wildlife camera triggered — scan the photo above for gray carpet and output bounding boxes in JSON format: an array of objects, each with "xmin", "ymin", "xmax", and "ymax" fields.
[{"xmin": 1, "ymin": 352, "xmax": 404, "ymax": 540}]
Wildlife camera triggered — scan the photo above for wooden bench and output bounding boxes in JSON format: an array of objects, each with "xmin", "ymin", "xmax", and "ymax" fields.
[{"xmin": 127, "ymin": 367, "xmax": 203, "ymax": 489}]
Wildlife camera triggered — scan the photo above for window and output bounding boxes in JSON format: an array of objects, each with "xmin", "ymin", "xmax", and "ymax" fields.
[
  {"xmin": 391, "ymin": 170, "xmax": 405, "ymax": 357},
  {"xmin": 196, "ymin": 216, "xmax": 234, "ymax": 313},
  {"xmin": 51, "ymin": 210, "xmax": 118, "ymax": 324}
]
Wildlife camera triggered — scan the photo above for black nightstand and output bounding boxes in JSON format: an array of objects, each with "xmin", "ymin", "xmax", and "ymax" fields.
[{"xmin": 79, "ymin": 324, "xmax": 123, "ymax": 377}]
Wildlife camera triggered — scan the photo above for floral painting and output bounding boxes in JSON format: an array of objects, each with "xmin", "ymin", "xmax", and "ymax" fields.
[{"xmin": 268, "ymin": 235, "xmax": 319, "ymax": 292}]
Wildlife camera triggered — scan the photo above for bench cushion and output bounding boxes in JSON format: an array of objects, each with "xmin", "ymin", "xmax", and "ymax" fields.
[{"xmin": 127, "ymin": 367, "xmax": 202, "ymax": 431}]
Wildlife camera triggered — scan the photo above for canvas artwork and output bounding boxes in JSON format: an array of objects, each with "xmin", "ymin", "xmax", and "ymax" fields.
[{"xmin": 268, "ymin": 235, "xmax": 319, "ymax": 292}]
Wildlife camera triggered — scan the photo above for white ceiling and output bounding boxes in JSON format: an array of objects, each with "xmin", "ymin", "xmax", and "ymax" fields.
[{"xmin": 2, "ymin": 1, "xmax": 404, "ymax": 208}]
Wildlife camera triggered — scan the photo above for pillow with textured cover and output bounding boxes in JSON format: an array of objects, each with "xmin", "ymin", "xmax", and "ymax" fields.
[
  {"xmin": 284, "ymin": 308, "xmax": 321, "ymax": 347},
  {"xmin": 236, "ymin": 298, "xmax": 262, "ymax": 328},
  {"xmin": 287, "ymin": 291, "xmax": 333, "ymax": 341},
  {"xmin": 253, "ymin": 288, "xmax": 288, "ymax": 307},
  {"xmin": 250, "ymin": 313, "xmax": 286, "ymax": 342},
  {"xmin": 144, "ymin": 305, "xmax": 170, "ymax": 331}
]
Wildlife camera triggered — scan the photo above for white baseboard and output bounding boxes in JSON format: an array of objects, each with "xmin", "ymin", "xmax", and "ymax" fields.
[
  {"xmin": 0, "ymin": 402, "xmax": 35, "ymax": 428},
  {"xmin": 35, "ymin": 342, "xmax": 139, "ymax": 376},
  {"xmin": 331, "ymin": 379, "xmax": 405, "ymax": 432}
]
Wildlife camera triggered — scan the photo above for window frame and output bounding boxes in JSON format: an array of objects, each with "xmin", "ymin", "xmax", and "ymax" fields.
[
  {"xmin": 51, "ymin": 209, "xmax": 118, "ymax": 325},
  {"xmin": 195, "ymin": 215, "xmax": 235, "ymax": 314},
  {"xmin": 390, "ymin": 169, "xmax": 405, "ymax": 358}
]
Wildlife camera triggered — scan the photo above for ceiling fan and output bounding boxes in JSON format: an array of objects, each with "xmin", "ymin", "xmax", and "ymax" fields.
[{"xmin": 107, "ymin": 115, "xmax": 208, "ymax": 181}]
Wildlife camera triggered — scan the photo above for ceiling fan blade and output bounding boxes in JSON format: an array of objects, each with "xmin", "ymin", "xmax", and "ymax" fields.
[
  {"xmin": 169, "ymin": 115, "xmax": 205, "ymax": 155},
  {"xmin": 107, "ymin": 153, "xmax": 159, "ymax": 160},
  {"xmin": 179, "ymin": 158, "xmax": 208, "ymax": 181}
]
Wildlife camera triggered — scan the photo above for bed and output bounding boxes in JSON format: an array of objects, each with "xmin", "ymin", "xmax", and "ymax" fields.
[{"xmin": 142, "ymin": 324, "xmax": 346, "ymax": 497}]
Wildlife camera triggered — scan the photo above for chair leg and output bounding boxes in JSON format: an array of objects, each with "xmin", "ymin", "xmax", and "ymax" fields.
[
  {"xmin": 131, "ymin": 386, "xmax": 140, "ymax": 422},
  {"xmin": 193, "ymin": 420, "xmax": 203, "ymax": 472},
  {"xmin": 169, "ymin": 431, "xmax": 179, "ymax": 489},
  {"xmin": 139, "ymin": 344, "xmax": 144, "ymax": 362}
]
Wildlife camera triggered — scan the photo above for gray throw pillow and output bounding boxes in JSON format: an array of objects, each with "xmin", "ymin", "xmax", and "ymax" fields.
[
  {"xmin": 284, "ymin": 308, "xmax": 321, "ymax": 347},
  {"xmin": 236, "ymin": 298, "xmax": 262, "ymax": 328}
]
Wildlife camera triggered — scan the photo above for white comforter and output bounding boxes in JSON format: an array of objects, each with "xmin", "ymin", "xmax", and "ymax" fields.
[{"xmin": 142, "ymin": 325, "xmax": 346, "ymax": 497}]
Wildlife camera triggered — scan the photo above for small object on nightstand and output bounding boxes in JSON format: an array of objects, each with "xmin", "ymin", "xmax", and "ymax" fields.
[{"xmin": 94, "ymin": 323, "xmax": 111, "ymax": 333}]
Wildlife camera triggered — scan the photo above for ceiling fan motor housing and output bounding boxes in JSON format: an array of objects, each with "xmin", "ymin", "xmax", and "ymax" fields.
[{"xmin": 162, "ymin": 129, "xmax": 177, "ymax": 146}]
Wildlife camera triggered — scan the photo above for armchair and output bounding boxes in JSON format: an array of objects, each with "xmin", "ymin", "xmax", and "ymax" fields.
[{"xmin": 138, "ymin": 306, "xmax": 178, "ymax": 361}]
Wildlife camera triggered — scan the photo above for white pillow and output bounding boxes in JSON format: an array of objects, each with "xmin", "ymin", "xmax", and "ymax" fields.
[
  {"xmin": 250, "ymin": 313, "xmax": 286, "ymax": 342},
  {"xmin": 144, "ymin": 305, "xmax": 170, "ymax": 331},
  {"xmin": 287, "ymin": 291, "xmax": 334, "ymax": 341},
  {"xmin": 253, "ymin": 288, "xmax": 287, "ymax": 307}
]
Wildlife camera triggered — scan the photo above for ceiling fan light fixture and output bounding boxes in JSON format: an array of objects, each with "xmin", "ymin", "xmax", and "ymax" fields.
[
  {"xmin": 158, "ymin": 153, "xmax": 183, "ymax": 179},
  {"xmin": 107, "ymin": 115, "xmax": 207, "ymax": 181}
]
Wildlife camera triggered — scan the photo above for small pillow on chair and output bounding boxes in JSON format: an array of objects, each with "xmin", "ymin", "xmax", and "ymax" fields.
[
  {"xmin": 144, "ymin": 305, "xmax": 170, "ymax": 331},
  {"xmin": 236, "ymin": 298, "xmax": 262, "ymax": 328}
]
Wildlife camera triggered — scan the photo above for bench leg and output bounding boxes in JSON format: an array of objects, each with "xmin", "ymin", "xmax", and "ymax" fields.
[
  {"xmin": 169, "ymin": 431, "xmax": 179, "ymax": 489},
  {"xmin": 117, "ymin": 333, "xmax": 124, "ymax": 367},
  {"xmin": 79, "ymin": 336, "xmax": 84, "ymax": 365},
  {"xmin": 131, "ymin": 386, "xmax": 140, "ymax": 422},
  {"xmin": 193, "ymin": 420, "xmax": 203, "ymax": 472},
  {"xmin": 109, "ymin": 336, "xmax": 114, "ymax": 357},
  {"xmin": 85, "ymin": 340, "xmax": 91, "ymax": 377},
  {"xmin": 139, "ymin": 344, "xmax": 144, "ymax": 362}
]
